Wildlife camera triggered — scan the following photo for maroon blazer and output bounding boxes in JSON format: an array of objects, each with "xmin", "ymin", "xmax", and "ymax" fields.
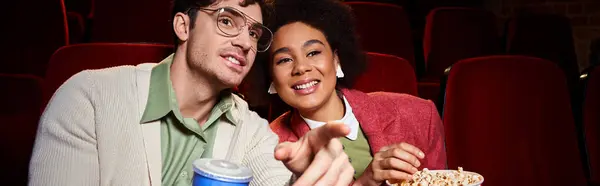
[{"xmin": 270, "ymin": 88, "xmax": 447, "ymax": 170}]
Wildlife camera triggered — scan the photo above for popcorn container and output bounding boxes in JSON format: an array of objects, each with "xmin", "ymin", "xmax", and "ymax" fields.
[
  {"xmin": 192, "ymin": 158, "xmax": 253, "ymax": 186},
  {"xmin": 427, "ymin": 170, "xmax": 484, "ymax": 186},
  {"xmin": 393, "ymin": 169, "xmax": 484, "ymax": 186}
]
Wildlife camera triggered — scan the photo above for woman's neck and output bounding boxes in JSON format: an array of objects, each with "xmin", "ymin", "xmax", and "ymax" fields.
[{"xmin": 299, "ymin": 90, "xmax": 345, "ymax": 122}]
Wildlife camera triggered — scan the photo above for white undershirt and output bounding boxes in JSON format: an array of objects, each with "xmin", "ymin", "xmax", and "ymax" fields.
[{"xmin": 300, "ymin": 96, "xmax": 360, "ymax": 140}]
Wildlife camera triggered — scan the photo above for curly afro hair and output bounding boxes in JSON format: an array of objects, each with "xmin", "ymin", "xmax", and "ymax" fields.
[{"xmin": 242, "ymin": 0, "xmax": 366, "ymax": 107}]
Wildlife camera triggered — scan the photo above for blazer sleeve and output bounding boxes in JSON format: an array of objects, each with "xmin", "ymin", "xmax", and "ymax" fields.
[
  {"xmin": 242, "ymin": 112, "xmax": 294, "ymax": 186},
  {"xmin": 269, "ymin": 113, "xmax": 297, "ymax": 143},
  {"xmin": 424, "ymin": 101, "xmax": 447, "ymax": 170},
  {"xmin": 29, "ymin": 71, "xmax": 100, "ymax": 186}
]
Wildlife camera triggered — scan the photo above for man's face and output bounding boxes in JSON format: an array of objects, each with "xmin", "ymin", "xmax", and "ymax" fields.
[{"xmin": 185, "ymin": 0, "xmax": 263, "ymax": 88}]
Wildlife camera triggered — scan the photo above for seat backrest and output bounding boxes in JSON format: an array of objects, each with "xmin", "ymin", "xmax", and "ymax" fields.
[
  {"xmin": 0, "ymin": 74, "xmax": 43, "ymax": 185},
  {"xmin": 346, "ymin": 2, "xmax": 416, "ymax": 70},
  {"xmin": 43, "ymin": 43, "xmax": 173, "ymax": 109},
  {"xmin": 423, "ymin": 7, "xmax": 499, "ymax": 80},
  {"xmin": 1, "ymin": 0, "xmax": 68, "ymax": 76},
  {"xmin": 64, "ymin": 0, "xmax": 94, "ymax": 18},
  {"xmin": 90, "ymin": 0, "xmax": 172, "ymax": 44},
  {"xmin": 354, "ymin": 52, "xmax": 418, "ymax": 96},
  {"xmin": 584, "ymin": 65, "xmax": 600, "ymax": 184},
  {"xmin": 506, "ymin": 13, "xmax": 579, "ymax": 86},
  {"xmin": 442, "ymin": 55, "xmax": 586, "ymax": 186}
]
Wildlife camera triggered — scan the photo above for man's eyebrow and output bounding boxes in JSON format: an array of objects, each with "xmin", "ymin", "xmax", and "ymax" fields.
[
  {"xmin": 238, "ymin": 8, "xmax": 262, "ymax": 25},
  {"xmin": 250, "ymin": 22, "xmax": 264, "ymax": 28}
]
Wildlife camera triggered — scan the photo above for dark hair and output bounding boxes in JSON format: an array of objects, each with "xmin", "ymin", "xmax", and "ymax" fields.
[
  {"xmin": 171, "ymin": 0, "xmax": 273, "ymax": 47},
  {"xmin": 243, "ymin": 0, "xmax": 366, "ymax": 107}
]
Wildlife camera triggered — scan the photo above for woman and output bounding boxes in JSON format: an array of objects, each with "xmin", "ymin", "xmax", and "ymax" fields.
[{"xmin": 246, "ymin": 0, "xmax": 447, "ymax": 184}]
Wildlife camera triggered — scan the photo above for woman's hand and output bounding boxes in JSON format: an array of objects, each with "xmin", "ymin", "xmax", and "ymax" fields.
[
  {"xmin": 275, "ymin": 122, "xmax": 355, "ymax": 186},
  {"xmin": 354, "ymin": 142, "xmax": 425, "ymax": 186}
]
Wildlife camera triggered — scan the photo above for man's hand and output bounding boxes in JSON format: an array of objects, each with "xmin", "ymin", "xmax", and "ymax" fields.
[
  {"xmin": 354, "ymin": 143, "xmax": 425, "ymax": 186},
  {"xmin": 274, "ymin": 122, "xmax": 355, "ymax": 186}
]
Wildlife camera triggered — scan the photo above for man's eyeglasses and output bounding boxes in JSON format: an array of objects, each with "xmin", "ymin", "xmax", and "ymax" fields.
[{"xmin": 189, "ymin": 6, "xmax": 273, "ymax": 52}]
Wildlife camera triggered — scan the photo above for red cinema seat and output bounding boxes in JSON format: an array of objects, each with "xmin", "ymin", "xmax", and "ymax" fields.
[
  {"xmin": 354, "ymin": 52, "xmax": 417, "ymax": 96},
  {"xmin": 43, "ymin": 43, "xmax": 173, "ymax": 110},
  {"xmin": 423, "ymin": 7, "xmax": 499, "ymax": 82},
  {"xmin": 346, "ymin": 2, "xmax": 416, "ymax": 70},
  {"xmin": 0, "ymin": 74, "xmax": 44, "ymax": 185},
  {"xmin": 443, "ymin": 55, "xmax": 587, "ymax": 186},
  {"xmin": 1, "ymin": 0, "xmax": 69, "ymax": 76},
  {"xmin": 506, "ymin": 13, "xmax": 579, "ymax": 95},
  {"xmin": 90, "ymin": 0, "xmax": 172, "ymax": 44}
]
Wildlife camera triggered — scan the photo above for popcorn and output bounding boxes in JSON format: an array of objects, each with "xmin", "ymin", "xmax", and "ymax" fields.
[{"xmin": 397, "ymin": 167, "xmax": 483, "ymax": 186}]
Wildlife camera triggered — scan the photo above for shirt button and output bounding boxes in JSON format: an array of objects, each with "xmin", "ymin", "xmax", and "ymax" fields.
[
  {"xmin": 348, "ymin": 158, "xmax": 352, "ymax": 163},
  {"xmin": 180, "ymin": 172, "xmax": 187, "ymax": 177},
  {"xmin": 342, "ymin": 145, "xmax": 345, "ymax": 150}
]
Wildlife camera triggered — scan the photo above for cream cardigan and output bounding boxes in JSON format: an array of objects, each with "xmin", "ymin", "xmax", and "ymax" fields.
[{"xmin": 29, "ymin": 63, "xmax": 292, "ymax": 185}]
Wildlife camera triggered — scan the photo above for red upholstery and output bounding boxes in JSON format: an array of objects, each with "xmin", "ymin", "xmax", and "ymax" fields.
[
  {"xmin": 423, "ymin": 7, "xmax": 499, "ymax": 81},
  {"xmin": 0, "ymin": 74, "xmax": 43, "ymax": 185},
  {"xmin": 443, "ymin": 55, "xmax": 586, "ymax": 186},
  {"xmin": 354, "ymin": 52, "xmax": 417, "ymax": 96},
  {"xmin": 346, "ymin": 2, "xmax": 416, "ymax": 70},
  {"xmin": 417, "ymin": 82, "xmax": 441, "ymax": 105},
  {"xmin": 43, "ymin": 43, "xmax": 173, "ymax": 110},
  {"xmin": 67, "ymin": 11, "xmax": 86, "ymax": 44},
  {"xmin": 506, "ymin": 13, "xmax": 579, "ymax": 89},
  {"xmin": 1, "ymin": 0, "xmax": 68, "ymax": 76},
  {"xmin": 90, "ymin": 0, "xmax": 172, "ymax": 44},
  {"xmin": 64, "ymin": 0, "xmax": 94, "ymax": 18},
  {"xmin": 584, "ymin": 65, "xmax": 600, "ymax": 185}
]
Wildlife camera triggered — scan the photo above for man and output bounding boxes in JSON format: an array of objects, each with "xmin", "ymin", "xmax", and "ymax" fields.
[{"xmin": 28, "ymin": 0, "xmax": 354, "ymax": 185}]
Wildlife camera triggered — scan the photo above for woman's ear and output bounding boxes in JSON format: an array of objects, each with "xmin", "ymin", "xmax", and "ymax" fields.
[
  {"xmin": 334, "ymin": 50, "xmax": 344, "ymax": 78},
  {"xmin": 333, "ymin": 50, "xmax": 340, "ymax": 66},
  {"xmin": 173, "ymin": 12, "xmax": 191, "ymax": 42}
]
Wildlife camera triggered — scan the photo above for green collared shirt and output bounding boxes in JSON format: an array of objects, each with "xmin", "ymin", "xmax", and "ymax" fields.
[
  {"xmin": 340, "ymin": 126, "xmax": 373, "ymax": 179},
  {"xmin": 140, "ymin": 54, "xmax": 238, "ymax": 186}
]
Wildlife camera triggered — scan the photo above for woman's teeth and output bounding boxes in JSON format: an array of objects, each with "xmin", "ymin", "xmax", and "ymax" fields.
[{"xmin": 293, "ymin": 81, "xmax": 318, "ymax": 90}]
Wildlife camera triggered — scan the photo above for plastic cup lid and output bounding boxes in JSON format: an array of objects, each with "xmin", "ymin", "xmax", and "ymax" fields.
[{"xmin": 192, "ymin": 159, "xmax": 253, "ymax": 183}]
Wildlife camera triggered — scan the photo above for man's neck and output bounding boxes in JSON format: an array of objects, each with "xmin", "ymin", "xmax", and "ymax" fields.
[
  {"xmin": 170, "ymin": 52, "xmax": 222, "ymax": 125},
  {"xmin": 299, "ymin": 91, "xmax": 345, "ymax": 122}
]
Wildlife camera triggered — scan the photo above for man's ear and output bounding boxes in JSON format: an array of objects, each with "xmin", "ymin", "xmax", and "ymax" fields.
[{"xmin": 173, "ymin": 12, "xmax": 191, "ymax": 42}]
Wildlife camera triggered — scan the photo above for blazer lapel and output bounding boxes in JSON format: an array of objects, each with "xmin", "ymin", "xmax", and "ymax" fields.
[
  {"xmin": 342, "ymin": 89, "xmax": 387, "ymax": 154},
  {"xmin": 289, "ymin": 111, "xmax": 311, "ymax": 140},
  {"xmin": 286, "ymin": 89, "xmax": 392, "ymax": 155},
  {"xmin": 136, "ymin": 63, "xmax": 162, "ymax": 186},
  {"xmin": 212, "ymin": 117, "xmax": 235, "ymax": 160},
  {"xmin": 140, "ymin": 121, "xmax": 161, "ymax": 186}
]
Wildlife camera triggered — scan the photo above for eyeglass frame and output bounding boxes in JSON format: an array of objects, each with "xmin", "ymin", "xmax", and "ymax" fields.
[{"xmin": 185, "ymin": 6, "xmax": 273, "ymax": 52}]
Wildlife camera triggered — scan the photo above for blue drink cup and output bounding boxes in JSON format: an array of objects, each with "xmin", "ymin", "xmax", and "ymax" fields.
[{"xmin": 192, "ymin": 158, "xmax": 253, "ymax": 186}]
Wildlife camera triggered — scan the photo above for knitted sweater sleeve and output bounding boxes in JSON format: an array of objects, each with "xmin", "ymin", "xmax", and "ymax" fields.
[
  {"xmin": 243, "ymin": 111, "xmax": 295, "ymax": 186},
  {"xmin": 29, "ymin": 71, "xmax": 100, "ymax": 186}
]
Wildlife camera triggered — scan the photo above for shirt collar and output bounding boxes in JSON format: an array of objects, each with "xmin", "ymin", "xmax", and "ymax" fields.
[
  {"xmin": 140, "ymin": 54, "xmax": 237, "ymax": 125},
  {"xmin": 140, "ymin": 54, "xmax": 174, "ymax": 123},
  {"xmin": 300, "ymin": 95, "xmax": 360, "ymax": 140}
]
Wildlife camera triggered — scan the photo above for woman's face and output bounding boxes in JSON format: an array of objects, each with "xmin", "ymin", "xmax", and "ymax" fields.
[{"xmin": 269, "ymin": 22, "xmax": 340, "ymax": 112}]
